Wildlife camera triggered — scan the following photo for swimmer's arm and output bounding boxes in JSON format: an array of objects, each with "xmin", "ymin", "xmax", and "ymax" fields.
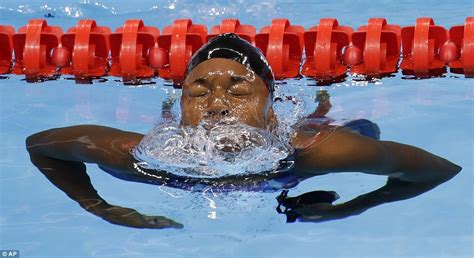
[
  {"xmin": 26, "ymin": 125, "xmax": 182, "ymax": 229},
  {"xmin": 25, "ymin": 125, "xmax": 143, "ymax": 170},
  {"xmin": 295, "ymin": 128, "xmax": 461, "ymax": 183},
  {"xmin": 292, "ymin": 177, "xmax": 443, "ymax": 223},
  {"xmin": 288, "ymin": 128, "xmax": 461, "ymax": 223}
]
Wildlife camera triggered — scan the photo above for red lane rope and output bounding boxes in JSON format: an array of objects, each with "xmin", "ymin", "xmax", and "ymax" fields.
[{"xmin": 0, "ymin": 17, "xmax": 472, "ymax": 83}]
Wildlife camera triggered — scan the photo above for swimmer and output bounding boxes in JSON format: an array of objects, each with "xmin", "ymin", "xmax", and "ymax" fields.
[{"xmin": 26, "ymin": 33, "xmax": 461, "ymax": 229}]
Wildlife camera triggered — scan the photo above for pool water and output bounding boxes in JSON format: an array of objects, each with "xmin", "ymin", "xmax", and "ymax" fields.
[{"xmin": 1, "ymin": 1, "xmax": 473, "ymax": 257}]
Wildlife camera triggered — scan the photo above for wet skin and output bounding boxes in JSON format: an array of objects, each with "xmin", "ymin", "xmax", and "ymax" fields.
[
  {"xmin": 181, "ymin": 58, "xmax": 275, "ymax": 129},
  {"xmin": 26, "ymin": 58, "xmax": 462, "ymax": 228}
]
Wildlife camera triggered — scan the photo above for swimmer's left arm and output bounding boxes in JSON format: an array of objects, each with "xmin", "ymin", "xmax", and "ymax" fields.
[
  {"xmin": 285, "ymin": 177, "xmax": 444, "ymax": 223},
  {"xmin": 294, "ymin": 128, "xmax": 461, "ymax": 183},
  {"xmin": 287, "ymin": 128, "xmax": 462, "ymax": 223}
]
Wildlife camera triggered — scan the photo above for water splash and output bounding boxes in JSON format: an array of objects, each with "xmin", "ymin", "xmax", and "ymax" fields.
[
  {"xmin": 132, "ymin": 117, "xmax": 293, "ymax": 178},
  {"xmin": 129, "ymin": 78, "xmax": 312, "ymax": 179}
]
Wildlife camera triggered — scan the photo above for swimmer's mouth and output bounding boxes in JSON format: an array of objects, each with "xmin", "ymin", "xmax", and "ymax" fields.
[
  {"xmin": 197, "ymin": 119, "xmax": 257, "ymax": 152},
  {"xmin": 200, "ymin": 117, "xmax": 240, "ymax": 130},
  {"xmin": 217, "ymin": 142, "xmax": 243, "ymax": 153}
]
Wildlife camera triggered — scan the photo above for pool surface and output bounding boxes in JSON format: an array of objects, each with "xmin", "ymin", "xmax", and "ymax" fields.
[{"xmin": 1, "ymin": 1, "xmax": 473, "ymax": 257}]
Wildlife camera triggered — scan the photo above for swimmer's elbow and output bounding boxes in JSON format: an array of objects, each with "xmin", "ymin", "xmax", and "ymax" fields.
[
  {"xmin": 26, "ymin": 131, "xmax": 43, "ymax": 153},
  {"xmin": 382, "ymin": 141, "xmax": 461, "ymax": 184},
  {"xmin": 396, "ymin": 157, "xmax": 462, "ymax": 184},
  {"xmin": 25, "ymin": 129, "xmax": 58, "ymax": 153},
  {"xmin": 424, "ymin": 155, "xmax": 462, "ymax": 184},
  {"xmin": 439, "ymin": 160, "xmax": 462, "ymax": 182},
  {"xmin": 26, "ymin": 131, "xmax": 51, "ymax": 166}
]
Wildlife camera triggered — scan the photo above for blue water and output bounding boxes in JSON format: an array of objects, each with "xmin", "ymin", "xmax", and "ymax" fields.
[{"xmin": 1, "ymin": 1, "xmax": 473, "ymax": 257}]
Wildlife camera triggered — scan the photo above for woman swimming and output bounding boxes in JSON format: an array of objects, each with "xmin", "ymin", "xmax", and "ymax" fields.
[{"xmin": 26, "ymin": 33, "xmax": 461, "ymax": 229}]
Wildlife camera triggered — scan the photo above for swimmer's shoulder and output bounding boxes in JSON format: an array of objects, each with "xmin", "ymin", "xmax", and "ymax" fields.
[
  {"xmin": 293, "ymin": 126, "xmax": 391, "ymax": 176},
  {"xmin": 83, "ymin": 125, "xmax": 144, "ymax": 172},
  {"xmin": 28, "ymin": 124, "xmax": 144, "ymax": 172},
  {"xmin": 292, "ymin": 126, "xmax": 373, "ymax": 175},
  {"xmin": 290, "ymin": 125, "xmax": 337, "ymax": 149}
]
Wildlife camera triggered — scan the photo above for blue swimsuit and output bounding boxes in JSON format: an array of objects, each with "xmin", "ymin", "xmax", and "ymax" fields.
[{"xmin": 99, "ymin": 151, "xmax": 300, "ymax": 193}]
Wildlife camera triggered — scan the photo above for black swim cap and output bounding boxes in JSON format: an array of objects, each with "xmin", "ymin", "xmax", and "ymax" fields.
[{"xmin": 186, "ymin": 33, "xmax": 274, "ymax": 98}]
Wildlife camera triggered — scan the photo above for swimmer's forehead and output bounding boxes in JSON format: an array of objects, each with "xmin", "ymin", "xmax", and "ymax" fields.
[{"xmin": 184, "ymin": 58, "xmax": 256, "ymax": 82}]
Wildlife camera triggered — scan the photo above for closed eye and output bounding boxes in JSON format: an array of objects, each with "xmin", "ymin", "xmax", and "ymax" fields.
[
  {"xmin": 187, "ymin": 77, "xmax": 210, "ymax": 97},
  {"xmin": 228, "ymin": 83, "xmax": 252, "ymax": 96},
  {"xmin": 230, "ymin": 75, "xmax": 249, "ymax": 84},
  {"xmin": 193, "ymin": 78, "xmax": 207, "ymax": 85},
  {"xmin": 188, "ymin": 85, "xmax": 209, "ymax": 97}
]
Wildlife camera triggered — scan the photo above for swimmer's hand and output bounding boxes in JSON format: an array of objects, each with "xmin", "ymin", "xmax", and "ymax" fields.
[
  {"xmin": 280, "ymin": 178, "xmax": 451, "ymax": 223},
  {"xmin": 287, "ymin": 203, "xmax": 352, "ymax": 223},
  {"xmin": 91, "ymin": 205, "xmax": 184, "ymax": 229},
  {"xmin": 276, "ymin": 190, "xmax": 349, "ymax": 223}
]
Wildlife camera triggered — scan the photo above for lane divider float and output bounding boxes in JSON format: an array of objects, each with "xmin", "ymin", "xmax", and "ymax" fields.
[
  {"xmin": 256, "ymin": 18, "xmax": 304, "ymax": 79},
  {"xmin": 302, "ymin": 18, "xmax": 353, "ymax": 80},
  {"xmin": 12, "ymin": 19, "xmax": 62, "ymax": 80},
  {"xmin": 0, "ymin": 17, "xmax": 472, "ymax": 84},
  {"xmin": 157, "ymin": 19, "xmax": 207, "ymax": 83},
  {"xmin": 58, "ymin": 20, "xmax": 111, "ymax": 80},
  {"xmin": 109, "ymin": 20, "xmax": 159, "ymax": 82},
  {"xmin": 0, "ymin": 25, "xmax": 15, "ymax": 74},
  {"xmin": 350, "ymin": 18, "xmax": 401, "ymax": 76}
]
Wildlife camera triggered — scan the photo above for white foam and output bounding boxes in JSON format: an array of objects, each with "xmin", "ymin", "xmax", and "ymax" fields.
[{"xmin": 132, "ymin": 119, "xmax": 293, "ymax": 178}]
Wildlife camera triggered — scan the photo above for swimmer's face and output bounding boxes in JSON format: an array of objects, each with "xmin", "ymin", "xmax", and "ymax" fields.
[{"xmin": 181, "ymin": 58, "xmax": 274, "ymax": 129}]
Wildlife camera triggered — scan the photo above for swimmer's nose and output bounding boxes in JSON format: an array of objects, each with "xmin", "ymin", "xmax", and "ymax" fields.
[
  {"xmin": 206, "ymin": 90, "xmax": 231, "ymax": 121},
  {"xmin": 207, "ymin": 108, "xmax": 230, "ymax": 119}
]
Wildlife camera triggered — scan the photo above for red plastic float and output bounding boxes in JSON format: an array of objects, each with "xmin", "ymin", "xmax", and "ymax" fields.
[
  {"xmin": 109, "ymin": 20, "xmax": 159, "ymax": 81},
  {"xmin": 400, "ymin": 17, "xmax": 448, "ymax": 77},
  {"xmin": 438, "ymin": 41, "xmax": 459, "ymax": 63},
  {"xmin": 302, "ymin": 18, "xmax": 353, "ymax": 80},
  {"xmin": 0, "ymin": 25, "xmax": 15, "ymax": 74},
  {"xmin": 12, "ymin": 19, "xmax": 62, "ymax": 80},
  {"xmin": 448, "ymin": 17, "xmax": 474, "ymax": 77},
  {"xmin": 208, "ymin": 19, "xmax": 256, "ymax": 44},
  {"xmin": 157, "ymin": 19, "xmax": 207, "ymax": 83},
  {"xmin": 59, "ymin": 20, "xmax": 111, "ymax": 79},
  {"xmin": 255, "ymin": 19, "xmax": 304, "ymax": 79},
  {"xmin": 1, "ymin": 17, "xmax": 473, "ymax": 81},
  {"xmin": 349, "ymin": 18, "xmax": 401, "ymax": 76}
]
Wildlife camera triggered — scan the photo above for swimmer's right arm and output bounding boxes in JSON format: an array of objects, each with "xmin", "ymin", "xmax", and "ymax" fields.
[
  {"xmin": 26, "ymin": 125, "xmax": 143, "ymax": 169},
  {"xmin": 26, "ymin": 125, "xmax": 183, "ymax": 229}
]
